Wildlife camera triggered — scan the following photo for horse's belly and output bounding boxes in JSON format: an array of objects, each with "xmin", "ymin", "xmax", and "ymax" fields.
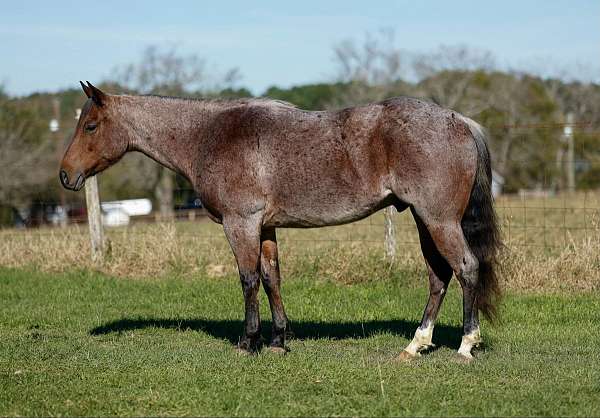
[{"xmin": 264, "ymin": 190, "xmax": 391, "ymax": 228}]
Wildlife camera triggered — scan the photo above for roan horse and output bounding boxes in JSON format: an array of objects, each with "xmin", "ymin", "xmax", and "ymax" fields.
[{"xmin": 60, "ymin": 82, "xmax": 501, "ymax": 360}]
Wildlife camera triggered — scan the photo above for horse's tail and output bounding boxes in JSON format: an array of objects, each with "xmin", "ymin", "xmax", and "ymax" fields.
[{"xmin": 460, "ymin": 116, "xmax": 502, "ymax": 322}]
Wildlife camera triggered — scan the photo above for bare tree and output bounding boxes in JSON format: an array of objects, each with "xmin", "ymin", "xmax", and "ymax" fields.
[
  {"xmin": 484, "ymin": 72, "xmax": 532, "ymax": 174},
  {"xmin": 112, "ymin": 45, "xmax": 241, "ymax": 219},
  {"xmin": 413, "ymin": 45, "xmax": 496, "ymax": 114},
  {"xmin": 329, "ymin": 29, "xmax": 409, "ymax": 109}
]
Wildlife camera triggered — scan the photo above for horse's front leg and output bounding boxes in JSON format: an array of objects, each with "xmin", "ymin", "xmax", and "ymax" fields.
[{"xmin": 223, "ymin": 216, "xmax": 263, "ymax": 354}]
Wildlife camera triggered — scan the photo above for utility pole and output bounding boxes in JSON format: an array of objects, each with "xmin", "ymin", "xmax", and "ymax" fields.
[
  {"xmin": 564, "ymin": 113, "xmax": 575, "ymax": 194},
  {"xmin": 50, "ymin": 98, "xmax": 68, "ymax": 227}
]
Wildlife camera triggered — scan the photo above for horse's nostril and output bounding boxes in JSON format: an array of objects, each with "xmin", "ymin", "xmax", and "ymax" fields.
[
  {"xmin": 59, "ymin": 170, "xmax": 69, "ymax": 186},
  {"xmin": 74, "ymin": 173, "xmax": 85, "ymax": 191}
]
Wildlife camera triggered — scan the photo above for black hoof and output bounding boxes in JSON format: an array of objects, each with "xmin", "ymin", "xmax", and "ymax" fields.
[{"xmin": 237, "ymin": 334, "xmax": 263, "ymax": 354}]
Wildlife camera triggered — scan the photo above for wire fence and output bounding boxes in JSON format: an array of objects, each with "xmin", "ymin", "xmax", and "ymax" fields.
[{"xmin": 2, "ymin": 185, "xmax": 599, "ymax": 254}]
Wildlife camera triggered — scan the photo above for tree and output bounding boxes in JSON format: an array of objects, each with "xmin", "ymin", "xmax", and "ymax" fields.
[
  {"xmin": 413, "ymin": 45, "xmax": 496, "ymax": 113},
  {"xmin": 0, "ymin": 98, "xmax": 54, "ymax": 209},
  {"xmin": 111, "ymin": 45, "xmax": 241, "ymax": 219},
  {"xmin": 545, "ymin": 80, "xmax": 600, "ymax": 189}
]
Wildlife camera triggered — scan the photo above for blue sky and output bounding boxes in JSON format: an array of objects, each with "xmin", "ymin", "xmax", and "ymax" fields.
[{"xmin": 1, "ymin": 0, "xmax": 598, "ymax": 96}]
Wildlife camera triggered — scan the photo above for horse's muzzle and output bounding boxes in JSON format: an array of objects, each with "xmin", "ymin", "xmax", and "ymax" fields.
[{"xmin": 60, "ymin": 169, "xmax": 85, "ymax": 191}]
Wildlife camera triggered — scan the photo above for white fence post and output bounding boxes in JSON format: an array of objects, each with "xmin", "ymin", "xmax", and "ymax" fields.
[
  {"xmin": 384, "ymin": 206, "xmax": 396, "ymax": 261},
  {"xmin": 85, "ymin": 176, "xmax": 105, "ymax": 263}
]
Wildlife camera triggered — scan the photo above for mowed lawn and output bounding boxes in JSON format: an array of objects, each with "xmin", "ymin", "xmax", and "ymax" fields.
[{"xmin": 0, "ymin": 267, "xmax": 599, "ymax": 416}]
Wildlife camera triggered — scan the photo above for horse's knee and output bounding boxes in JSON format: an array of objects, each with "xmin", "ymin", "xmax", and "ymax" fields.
[{"xmin": 240, "ymin": 270, "xmax": 260, "ymax": 294}]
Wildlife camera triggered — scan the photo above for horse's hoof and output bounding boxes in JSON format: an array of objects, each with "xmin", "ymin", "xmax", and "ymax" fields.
[
  {"xmin": 235, "ymin": 346, "xmax": 253, "ymax": 356},
  {"xmin": 396, "ymin": 350, "xmax": 419, "ymax": 362},
  {"xmin": 267, "ymin": 346, "xmax": 288, "ymax": 355},
  {"xmin": 235, "ymin": 342, "xmax": 260, "ymax": 356},
  {"xmin": 421, "ymin": 343, "xmax": 436, "ymax": 353}
]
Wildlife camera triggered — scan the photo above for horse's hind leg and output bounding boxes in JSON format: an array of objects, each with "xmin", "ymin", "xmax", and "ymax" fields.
[
  {"xmin": 223, "ymin": 216, "xmax": 263, "ymax": 354},
  {"xmin": 399, "ymin": 209, "xmax": 453, "ymax": 360},
  {"xmin": 260, "ymin": 228, "xmax": 289, "ymax": 353},
  {"xmin": 409, "ymin": 212, "xmax": 482, "ymax": 360}
]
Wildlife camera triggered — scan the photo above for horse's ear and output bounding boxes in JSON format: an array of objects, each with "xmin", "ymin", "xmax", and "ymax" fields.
[
  {"xmin": 80, "ymin": 81, "xmax": 92, "ymax": 98},
  {"xmin": 85, "ymin": 81, "xmax": 106, "ymax": 107}
]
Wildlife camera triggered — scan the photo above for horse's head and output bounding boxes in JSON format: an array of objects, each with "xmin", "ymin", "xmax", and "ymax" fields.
[{"xmin": 59, "ymin": 82, "xmax": 128, "ymax": 191}]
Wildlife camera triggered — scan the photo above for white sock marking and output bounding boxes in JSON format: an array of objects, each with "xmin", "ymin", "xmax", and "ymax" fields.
[
  {"xmin": 457, "ymin": 327, "xmax": 482, "ymax": 358},
  {"xmin": 403, "ymin": 322, "xmax": 434, "ymax": 356}
]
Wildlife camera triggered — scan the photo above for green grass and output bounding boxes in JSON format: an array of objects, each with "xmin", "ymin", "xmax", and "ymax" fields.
[{"xmin": 1, "ymin": 267, "xmax": 599, "ymax": 416}]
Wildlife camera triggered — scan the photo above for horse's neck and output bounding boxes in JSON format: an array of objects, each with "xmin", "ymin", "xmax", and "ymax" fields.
[{"xmin": 120, "ymin": 96, "xmax": 215, "ymax": 180}]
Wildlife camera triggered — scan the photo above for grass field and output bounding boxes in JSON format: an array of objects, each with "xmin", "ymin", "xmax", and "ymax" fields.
[{"xmin": 1, "ymin": 267, "xmax": 599, "ymax": 416}]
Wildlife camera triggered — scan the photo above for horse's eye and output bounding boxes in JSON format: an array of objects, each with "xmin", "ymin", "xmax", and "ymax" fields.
[{"xmin": 85, "ymin": 122, "xmax": 97, "ymax": 133}]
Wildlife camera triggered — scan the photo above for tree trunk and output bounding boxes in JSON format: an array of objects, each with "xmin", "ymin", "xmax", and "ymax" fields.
[{"xmin": 496, "ymin": 127, "xmax": 515, "ymax": 177}]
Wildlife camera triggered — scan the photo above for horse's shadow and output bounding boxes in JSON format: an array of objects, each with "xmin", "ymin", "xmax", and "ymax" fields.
[{"xmin": 90, "ymin": 317, "xmax": 462, "ymax": 350}]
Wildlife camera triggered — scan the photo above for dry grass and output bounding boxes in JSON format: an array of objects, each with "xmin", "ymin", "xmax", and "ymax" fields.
[{"xmin": 1, "ymin": 191, "xmax": 599, "ymax": 292}]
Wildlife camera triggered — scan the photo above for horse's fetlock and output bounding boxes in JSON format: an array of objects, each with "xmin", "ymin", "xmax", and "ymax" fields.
[
  {"xmin": 273, "ymin": 318, "xmax": 287, "ymax": 333},
  {"xmin": 239, "ymin": 332, "xmax": 263, "ymax": 353}
]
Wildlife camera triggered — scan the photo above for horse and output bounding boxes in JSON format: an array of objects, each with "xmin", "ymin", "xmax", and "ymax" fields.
[{"xmin": 60, "ymin": 81, "xmax": 501, "ymax": 360}]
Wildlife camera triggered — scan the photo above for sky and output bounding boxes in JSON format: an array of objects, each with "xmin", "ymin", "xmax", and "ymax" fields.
[{"xmin": 1, "ymin": 0, "xmax": 599, "ymax": 96}]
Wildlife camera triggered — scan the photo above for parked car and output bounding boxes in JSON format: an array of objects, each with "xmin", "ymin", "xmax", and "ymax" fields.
[{"xmin": 175, "ymin": 197, "xmax": 203, "ymax": 211}]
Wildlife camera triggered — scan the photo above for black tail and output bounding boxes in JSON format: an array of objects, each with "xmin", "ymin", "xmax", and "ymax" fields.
[{"xmin": 460, "ymin": 117, "xmax": 502, "ymax": 322}]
